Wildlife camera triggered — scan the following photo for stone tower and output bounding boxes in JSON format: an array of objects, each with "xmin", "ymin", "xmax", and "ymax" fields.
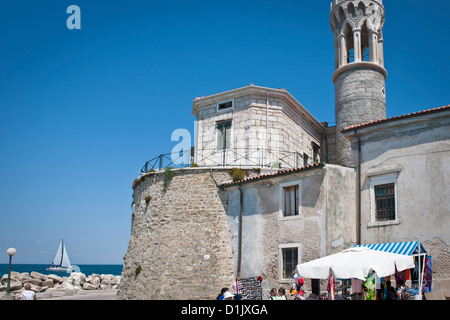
[{"xmin": 330, "ymin": 0, "xmax": 387, "ymax": 166}]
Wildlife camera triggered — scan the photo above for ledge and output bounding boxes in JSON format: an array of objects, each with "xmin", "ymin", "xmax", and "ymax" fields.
[{"xmin": 332, "ymin": 62, "xmax": 388, "ymax": 83}]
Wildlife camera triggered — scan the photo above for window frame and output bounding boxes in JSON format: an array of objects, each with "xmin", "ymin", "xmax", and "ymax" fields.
[
  {"xmin": 279, "ymin": 181, "xmax": 302, "ymax": 220},
  {"xmin": 216, "ymin": 99, "xmax": 234, "ymax": 113},
  {"xmin": 216, "ymin": 120, "xmax": 232, "ymax": 151},
  {"xmin": 368, "ymin": 172, "xmax": 400, "ymax": 227},
  {"xmin": 278, "ymin": 244, "xmax": 302, "ymax": 283}
]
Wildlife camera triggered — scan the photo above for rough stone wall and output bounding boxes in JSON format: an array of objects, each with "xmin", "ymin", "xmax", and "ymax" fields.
[
  {"xmin": 117, "ymin": 168, "xmax": 235, "ymax": 300},
  {"xmin": 335, "ymin": 66, "xmax": 386, "ymax": 166}
]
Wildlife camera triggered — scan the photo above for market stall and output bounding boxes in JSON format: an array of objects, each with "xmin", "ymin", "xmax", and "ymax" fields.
[
  {"xmin": 296, "ymin": 246, "xmax": 417, "ymax": 300},
  {"xmin": 353, "ymin": 241, "xmax": 430, "ymax": 300}
]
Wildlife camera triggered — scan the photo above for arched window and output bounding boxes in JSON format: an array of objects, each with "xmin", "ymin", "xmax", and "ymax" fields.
[{"xmin": 361, "ymin": 20, "xmax": 370, "ymax": 61}]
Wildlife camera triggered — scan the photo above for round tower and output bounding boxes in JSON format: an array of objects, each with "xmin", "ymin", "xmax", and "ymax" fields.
[{"xmin": 330, "ymin": 0, "xmax": 387, "ymax": 166}]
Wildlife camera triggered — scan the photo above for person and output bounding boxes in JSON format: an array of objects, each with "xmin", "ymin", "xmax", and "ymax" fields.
[
  {"xmin": 268, "ymin": 288, "xmax": 278, "ymax": 300},
  {"xmin": 216, "ymin": 287, "xmax": 229, "ymax": 300},
  {"xmin": 223, "ymin": 291, "xmax": 234, "ymax": 300},
  {"xmin": 17, "ymin": 283, "xmax": 36, "ymax": 300},
  {"xmin": 384, "ymin": 281, "xmax": 398, "ymax": 300},
  {"xmin": 278, "ymin": 287, "xmax": 287, "ymax": 300},
  {"xmin": 297, "ymin": 290, "xmax": 306, "ymax": 300},
  {"xmin": 289, "ymin": 284, "xmax": 297, "ymax": 297},
  {"xmin": 297, "ymin": 277, "xmax": 304, "ymax": 292},
  {"xmin": 396, "ymin": 279, "xmax": 410, "ymax": 300}
]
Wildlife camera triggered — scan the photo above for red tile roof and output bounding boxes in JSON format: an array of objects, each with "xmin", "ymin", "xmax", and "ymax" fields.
[
  {"xmin": 221, "ymin": 163, "xmax": 325, "ymax": 187},
  {"xmin": 342, "ymin": 105, "xmax": 450, "ymax": 133}
]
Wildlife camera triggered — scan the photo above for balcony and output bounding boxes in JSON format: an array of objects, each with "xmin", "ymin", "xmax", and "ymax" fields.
[{"xmin": 140, "ymin": 148, "xmax": 316, "ymax": 174}]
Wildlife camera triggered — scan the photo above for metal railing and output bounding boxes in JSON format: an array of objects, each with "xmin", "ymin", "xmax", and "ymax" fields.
[{"xmin": 141, "ymin": 148, "xmax": 313, "ymax": 174}]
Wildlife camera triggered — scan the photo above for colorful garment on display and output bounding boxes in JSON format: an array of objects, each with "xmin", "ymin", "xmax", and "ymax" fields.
[
  {"xmin": 351, "ymin": 278, "xmax": 362, "ymax": 294},
  {"xmin": 422, "ymin": 256, "xmax": 432, "ymax": 293},
  {"xmin": 365, "ymin": 273, "xmax": 376, "ymax": 300},
  {"xmin": 327, "ymin": 274, "xmax": 335, "ymax": 300},
  {"xmin": 395, "ymin": 269, "xmax": 407, "ymax": 287}
]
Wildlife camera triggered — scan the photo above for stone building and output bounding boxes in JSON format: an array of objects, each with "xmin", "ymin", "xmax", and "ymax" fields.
[
  {"xmin": 118, "ymin": 0, "xmax": 450, "ymax": 300},
  {"xmin": 192, "ymin": 85, "xmax": 325, "ymax": 169}
]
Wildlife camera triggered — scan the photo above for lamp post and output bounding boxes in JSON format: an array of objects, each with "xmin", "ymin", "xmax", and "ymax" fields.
[{"xmin": 6, "ymin": 248, "xmax": 16, "ymax": 296}]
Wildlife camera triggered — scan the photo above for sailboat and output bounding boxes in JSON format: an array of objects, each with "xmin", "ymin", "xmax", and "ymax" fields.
[{"xmin": 47, "ymin": 239, "xmax": 72, "ymax": 273}]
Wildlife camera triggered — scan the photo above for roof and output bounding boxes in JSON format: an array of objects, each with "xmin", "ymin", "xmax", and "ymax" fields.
[
  {"xmin": 191, "ymin": 84, "xmax": 324, "ymax": 133},
  {"xmin": 353, "ymin": 241, "xmax": 427, "ymax": 256},
  {"xmin": 342, "ymin": 105, "xmax": 450, "ymax": 133},
  {"xmin": 221, "ymin": 163, "xmax": 326, "ymax": 187}
]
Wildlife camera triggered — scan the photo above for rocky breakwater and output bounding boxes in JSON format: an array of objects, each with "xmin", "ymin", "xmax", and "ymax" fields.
[{"xmin": 0, "ymin": 271, "xmax": 120, "ymax": 298}]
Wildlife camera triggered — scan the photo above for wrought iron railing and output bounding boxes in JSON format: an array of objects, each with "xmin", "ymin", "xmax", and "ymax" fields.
[{"xmin": 141, "ymin": 148, "xmax": 314, "ymax": 174}]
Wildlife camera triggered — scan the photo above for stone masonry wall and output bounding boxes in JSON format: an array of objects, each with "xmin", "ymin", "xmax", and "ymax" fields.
[
  {"xmin": 117, "ymin": 168, "xmax": 235, "ymax": 300},
  {"xmin": 335, "ymin": 66, "xmax": 386, "ymax": 166},
  {"xmin": 196, "ymin": 93, "xmax": 322, "ymax": 168}
]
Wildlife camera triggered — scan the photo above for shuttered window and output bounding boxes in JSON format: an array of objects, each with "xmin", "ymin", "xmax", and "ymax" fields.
[{"xmin": 283, "ymin": 185, "xmax": 298, "ymax": 217}]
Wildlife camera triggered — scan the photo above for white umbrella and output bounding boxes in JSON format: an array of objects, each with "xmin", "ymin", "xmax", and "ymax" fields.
[{"xmin": 297, "ymin": 247, "xmax": 414, "ymax": 280}]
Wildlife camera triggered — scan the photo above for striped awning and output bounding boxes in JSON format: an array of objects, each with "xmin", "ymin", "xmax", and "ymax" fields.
[{"xmin": 353, "ymin": 241, "xmax": 427, "ymax": 256}]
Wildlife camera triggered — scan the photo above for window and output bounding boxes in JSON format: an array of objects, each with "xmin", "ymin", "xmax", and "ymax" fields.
[
  {"xmin": 216, "ymin": 120, "xmax": 232, "ymax": 150},
  {"xmin": 282, "ymin": 248, "xmax": 298, "ymax": 279},
  {"xmin": 279, "ymin": 181, "xmax": 301, "ymax": 220},
  {"xmin": 283, "ymin": 186, "xmax": 298, "ymax": 217},
  {"xmin": 303, "ymin": 153, "xmax": 309, "ymax": 167},
  {"xmin": 278, "ymin": 244, "xmax": 302, "ymax": 282},
  {"xmin": 369, "ymin": 172, "xmax": 399, "ymax": 226},
  {"xmin": 375, "ymin": 183, "xmax": 395, "ymax": 221},
  {"xmin": 217, "ymin": 100, "xmax": 233, "ymax": 112},
  {"xmin": 312, "ymin": 143, "xmax": 320, "ymax": 164}
]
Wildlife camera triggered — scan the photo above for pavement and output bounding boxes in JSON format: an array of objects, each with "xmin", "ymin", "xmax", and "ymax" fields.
[{"xmin": 37, "ymin": 289, "xmax": 118, "ymax": 300}]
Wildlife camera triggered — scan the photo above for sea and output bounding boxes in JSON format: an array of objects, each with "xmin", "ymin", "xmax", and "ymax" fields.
[{"xmin": 0, "ymin": 264, "xmax": 124, "ymax": 277}]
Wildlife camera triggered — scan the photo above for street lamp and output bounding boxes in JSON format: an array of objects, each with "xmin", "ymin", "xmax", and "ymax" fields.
[{"xmin": 6, "ymin": 248, "xmax": 16, "ymax": 296}]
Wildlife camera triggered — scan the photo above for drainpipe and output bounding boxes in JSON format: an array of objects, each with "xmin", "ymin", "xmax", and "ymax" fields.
[
  {"xmin": 354, "ymin": 131, "xmax": 362, "ymax": 245},
  {"xmin": 237, "ymin": 184, "xmax": 244, "ymax": 278},
  {"xmin": 266, "ymin": 92, "xmax": 270, "ymax": 166}
]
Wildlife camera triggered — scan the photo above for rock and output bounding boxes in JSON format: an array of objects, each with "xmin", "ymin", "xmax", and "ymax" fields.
[
  {"xmin": 115, "ymin": 276, "xmax": 121, "ymax": 285},
  {"xmin": 18, "ymin": 273, "xmax": 30, "ymax": 282},
  {"xmin": 8, "ymin": 281, "xmax": 22, "ymax": 291},
  {"xmin": 69, "ymin": 273, "xmax": 85, "ymax": 286},
  {"xmin": 29, "ymin": 278, "xmax": 43, "ymax": 286},
  {"xmin": 62, "ymin": 281, "xmax": 74, "ymax": 291},
  {"xmin": 101, "ymin": 274, "xmax": 117, "ymax": 285},
  {"xmin": 87, "ymin": 275, "xmax": 101, "ymax": 286},
  {"xmin": 1, "ymin": 274, "xmax": 18, "ymax": 285},
  {"xmin": 101, "ymin": 284, "xmax": 112, "ymax": 290},
  {"xmin": 30, "ymin": 271, "xmax": 47, "ymax": 281},
  {"xmin": 47, "ymin": 274, "xmax": 63, "ymax": 284},
  {"xmin": 30, "ymin": 284, "xmax": 42, "ymax": 292},
  {"xmin": 83, "ymin": 282, "xmax": 97, "ymax": 290},
  {"xmin": 42, "ymin": 279, "xmax": 54, "ymax": 288}
]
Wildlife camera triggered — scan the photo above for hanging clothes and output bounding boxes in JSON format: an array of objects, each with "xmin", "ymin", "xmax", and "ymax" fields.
[
  {"xmin": 365, "ymin": 273, "xmax": 376, "ymax": 300},
  {"xmin": 422, "ymin": 256, "xmax": 432, "ymax": 293},
  {"xmin": 395, "ymin": 269, "xmax": 407, "ymax": 287},
  {"xmin": 351, "ymin": 279, "xmax": 362, "ymax": 294},
  {"xmin": 327, "ymin": 274, "xmax": 335, "ymax": 300}
]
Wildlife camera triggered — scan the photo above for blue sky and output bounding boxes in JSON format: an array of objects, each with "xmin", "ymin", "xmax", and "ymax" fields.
[{"xmin": 1, "ymin": 0, "xmax": 449, "ymax": 264}]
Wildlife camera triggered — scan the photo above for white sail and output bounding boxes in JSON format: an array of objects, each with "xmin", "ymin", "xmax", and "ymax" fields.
[{"xmin": 51, "ymin": 239, "xmax": 71, "ymax": 268}]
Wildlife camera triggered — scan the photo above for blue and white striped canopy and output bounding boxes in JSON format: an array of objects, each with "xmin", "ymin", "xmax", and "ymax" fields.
[{"xmin": 353, "ymin": 241, "xmax": 426, "ymax": 256}]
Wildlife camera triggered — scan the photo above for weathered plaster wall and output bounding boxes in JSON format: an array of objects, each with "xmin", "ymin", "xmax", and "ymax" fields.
[
  {"xmin": 358, "ymin": 117, "xmax": 450, "ymax": 280},
  {"xmin": 225, "ymin": 165, "xmax": 356, "ymax": 292}
]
